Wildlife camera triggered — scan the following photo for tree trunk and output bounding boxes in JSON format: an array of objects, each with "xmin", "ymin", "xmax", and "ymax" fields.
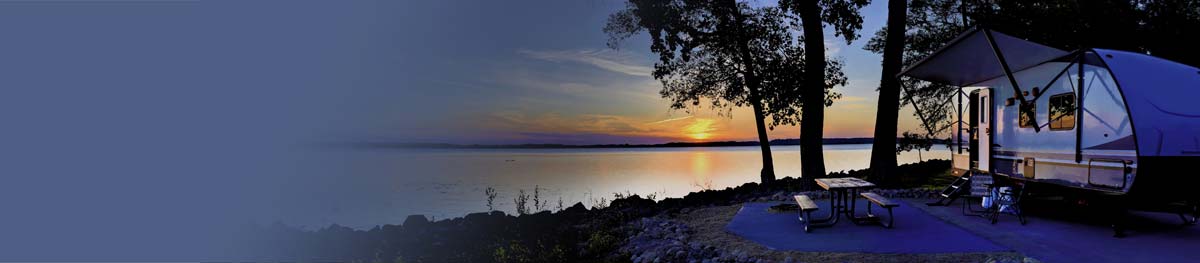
[
  {"xmin": 751, "ymin": 98, "xmax": 777, "ymax": 183},
  {"xmin": 868, "ymin": 0, "xmax": 907, "ymax": 185},
  {"xmin": 725, "ymin": 0, "xmax": 776, "ymax": 183},
  {"xmin": 796, "ymin": 0, "xmax": 827, "ymax": 179}
]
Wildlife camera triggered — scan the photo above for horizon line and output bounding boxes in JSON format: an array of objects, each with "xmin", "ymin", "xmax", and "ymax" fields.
[{"xmin": 341, "ymin": 137, "xmax": 949, "ymax": 150}]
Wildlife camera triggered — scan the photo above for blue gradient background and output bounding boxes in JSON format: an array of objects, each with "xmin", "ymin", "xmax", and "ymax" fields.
[
  {"xmin": 0, "ymin": 0, "xmax": 898, "ymax": 260},
  {"xmin": 0, "ymin": 0, "xmax": 379, "ymax": 260}
]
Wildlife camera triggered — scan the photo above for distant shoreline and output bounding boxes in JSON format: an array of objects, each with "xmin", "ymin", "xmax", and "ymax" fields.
[{"xmin": 351, "ymin": 137, "xmax": 949, "ymax": 149}]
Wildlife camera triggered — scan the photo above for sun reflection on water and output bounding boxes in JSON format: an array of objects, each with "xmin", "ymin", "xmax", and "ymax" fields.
[{"xmin": 690, "ymin": 151, "xmax": 713, "ymax": 189}]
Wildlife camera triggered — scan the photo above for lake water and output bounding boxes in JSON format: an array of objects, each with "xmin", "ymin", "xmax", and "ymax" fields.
[{"xmin": 277, "ymin": 144, "xmax": 947, "ymax": 229}]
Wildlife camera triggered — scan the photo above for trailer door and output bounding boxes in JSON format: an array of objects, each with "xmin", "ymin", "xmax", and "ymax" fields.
[{"xmin": 977, "ymin": 89, "xmax": 992, "ymax": 172}]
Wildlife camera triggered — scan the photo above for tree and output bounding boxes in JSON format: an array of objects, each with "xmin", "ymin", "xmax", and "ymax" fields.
[
  {"xmin": 1139, "ymin": 0, "xmax": 1200, "ymax": 67},
  {"xmin": 865, "ymin": 0, "xmax": 974, "ymax": 144},
  {"xmin": 896, "ymin": 131, "xmax": 934, "ymax": 161},
  {"xmin": 867, "ymin": 0, "xmax": 907, "ymax": 185},
  {"xmin": 779, "ymin": 0, "xmax": 870, "ymax": 179},
  {"xmin": 605, "ymin": 0, "xmax": 846, "ymax": 184}
]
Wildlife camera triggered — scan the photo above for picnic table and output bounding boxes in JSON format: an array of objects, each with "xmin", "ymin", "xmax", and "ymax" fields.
[{"xmin": 810, "ymin": 177, "xmax": 877, "ymax": 226}]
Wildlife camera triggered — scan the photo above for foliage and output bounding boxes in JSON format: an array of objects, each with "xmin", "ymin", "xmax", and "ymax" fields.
[
  {"xmin": 533, "ymin": 185, "xmax": 543, "ymax": 212},
  {"xmin": 493, "ymin": 240, "xmax": 566, "ymax": 263},
  {"xmin": 778, "ymin": 0, "xmax": 871, "ymax": 45},
  {"xmin": 605, "ymin": 0, "xmax": 875, "ymax": 182},
  {"xmin": 492, "ymin": 242, "xmax": 529, "ymax": 263},
  {"xmin": 896, "ymin": 131, "xmax": 933, "ymax": 154},
  {"xmin": 585, "ymin": 230, "xmax": 623, "ymax": 256},
  {"xmin": 514, "ymin": 189, "xmax": 529, "ymax": 215},
  {"xmin": 863, "ymin": 0, "xmax": 964, "ymax": 138},
  {"xmin": 1140, "ymin": 0, "xmax": 1200, "ymax": 67},
  {"xmin": 606, "ymin": 0, "xmax": 860, "ymax": 183},
  {"xmin": 760, "ymin": 48, "xmax": 848, "ymax": 128},
  {"xmin": 485, "ymin": 187, "xmax": 498, "ymax": 212},
  {"xmin": 692, "ymin": 177, "xmax": 715, "ymax": 191},
  {"xmin": 896, "ymin": 131, "xmax": 937, "ymax": 161},
  {"xmin": 606, "ymin": 0, "xmax": 843, "ymax": 128},
  {"xmin": 557, "ymin": 196, "xmax": 564, "ymax": 212},
  {"xmin": 777, "ymin": 0, "xmax": 869, "ymax": 179},
  {"xmin": 589, "ymin": 192, "xmax": 609, "ymax": 210}
]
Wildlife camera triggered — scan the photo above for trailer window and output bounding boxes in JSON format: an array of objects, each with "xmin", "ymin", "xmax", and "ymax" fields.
[
  {"xmin": 1049, "ymin": 93, "xmax": 1076, "ymax": 130},
  {"xmin": 1019, "ymin": 102, "xmax": 1036, "ymax": 128}
]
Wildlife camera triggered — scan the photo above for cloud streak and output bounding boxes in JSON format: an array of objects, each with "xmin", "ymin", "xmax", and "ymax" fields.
[
  {"xmin": 518, "ymin": 49, "xmax": 653, "ymax": 77},
  {"xmin": 646, "ymin": 115, "xmax": 693, "ymax": 124},
  {"xmin": 481, "ymin": 111, "xmax": 714, "ymax": 143}
]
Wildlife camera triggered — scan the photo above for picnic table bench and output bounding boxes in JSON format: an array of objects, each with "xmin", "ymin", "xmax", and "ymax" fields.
[
  {"xmin": 794, "ymin": 195, "xmax": 820, "ymax": 232},
  {"xmin": 860, "ymin": 192, "xmax": 898, "ymax": 228}
]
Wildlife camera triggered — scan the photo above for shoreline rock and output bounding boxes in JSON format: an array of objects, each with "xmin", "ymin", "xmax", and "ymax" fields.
[{"xmin": 261, "ymin": 160, "xmax": 958, "ymax": 262}]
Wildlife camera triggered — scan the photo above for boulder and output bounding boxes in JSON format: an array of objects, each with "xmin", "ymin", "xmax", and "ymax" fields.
[
  {"xmin": 402, "ymin": 215, "xmax": 429, "ymax": 228},
  {"xmin": 562, "ymin": 202, "xmax": 589, "ymax": 214}
]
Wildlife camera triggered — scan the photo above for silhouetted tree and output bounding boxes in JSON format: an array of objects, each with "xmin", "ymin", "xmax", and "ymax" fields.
[
  {"xmin": 761, "ymin": 40, "xmax": 848, "ymax": 134},
  {"xmin": 867, "ymin": 0, "xmax": 906, "ymax": 184},
  {"xmin": 1137, "ymin": 0, "xmax": 1200, "ymax": 67},
  {"xmin": 779, "ymin": 0, "xmax": 869, "ymax": 179},
  {"xmin": 896, "ymin": 131, "xmax": 934, "ymax": 161},
  {"xmin": 606, "ymin": 0, "xmax": 847, "ymax": 184},
  {"xmin": 865, "ymin": 0, "xmax": 969, "ymax": 141}
]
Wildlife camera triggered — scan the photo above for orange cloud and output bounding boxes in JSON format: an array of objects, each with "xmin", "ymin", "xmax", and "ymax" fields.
[
  {"xmin": 682, "ymin": 118, "xmax": 718, "ymax": 140},
  {"xmin": 483, "ymin": 110, "xmax": 757, "ymax": 142}
]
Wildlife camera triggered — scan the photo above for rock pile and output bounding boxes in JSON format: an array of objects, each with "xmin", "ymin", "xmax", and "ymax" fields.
[{"xmin": 622, "ymin": 217, "xmax": 781, "ymax": 263}]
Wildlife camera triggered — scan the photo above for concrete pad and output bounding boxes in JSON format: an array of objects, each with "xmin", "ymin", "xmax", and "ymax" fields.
[
  {"xmin": 725, "ymin": 199, "xmax": 1008, "ymax": 253},
  {"xmin": 915, "ymin": 198, "xmax": 1200, "ymax": 263}
]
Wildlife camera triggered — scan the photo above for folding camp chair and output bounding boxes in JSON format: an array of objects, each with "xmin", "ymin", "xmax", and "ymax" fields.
[
  {"xmin": 988, "ymin": 182, "xmax": 1027, "ymax": 225},
  {"xmin": 961, "ymin": 173, "xmax": 994, "ymax": 217}
]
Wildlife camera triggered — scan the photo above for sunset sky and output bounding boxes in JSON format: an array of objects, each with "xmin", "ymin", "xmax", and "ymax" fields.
[
  {"xmin": 376, "ymin": 0, "xmax": 924, "ymax": 145},
  {"xmin": 0, "ymin": 1, "xmax": 932, "ymax": 258}
]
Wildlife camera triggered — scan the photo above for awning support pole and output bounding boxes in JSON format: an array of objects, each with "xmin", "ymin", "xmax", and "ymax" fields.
[
  {"xmin": 983, "ymin": 29, "xmax": 1039, "ymax": 132},
  {"xmin": 900, "ymin": 81, "xmax": 939, "ymax": 139},
  {"xmin": 1029, "ymin": 51, "xmax": 1084, "ymax": 104},
  {"xmin": 957, "ymin": 87, "xmax": 963, "ymax": 154},
  {"xmin": 1030, "ymin": 52, "xmax": 1085, "ymax": 132},
  {"xmin": 1076, "ymin": 52, "xmax": 1085, "ymax": 163}
]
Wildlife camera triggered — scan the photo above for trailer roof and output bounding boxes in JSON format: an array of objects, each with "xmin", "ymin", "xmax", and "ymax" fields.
[
  {"xmin": 898, "ymin": 28, "xmax": 1069, "ymax": 86},
  {"xmin": 1096, "ymin": 49, "xmax": 1200, "ymax": 156}
]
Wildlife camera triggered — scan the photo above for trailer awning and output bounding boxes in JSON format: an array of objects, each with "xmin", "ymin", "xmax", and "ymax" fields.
[{"xmin": 898, "ymin": 28, "xmax": 1069, "ymax": 86}]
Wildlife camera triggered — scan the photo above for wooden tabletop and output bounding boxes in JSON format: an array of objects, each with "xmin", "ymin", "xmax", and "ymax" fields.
[{"xmin": 814, "ymin": 177, "xmax": 875, "ymax": 190}]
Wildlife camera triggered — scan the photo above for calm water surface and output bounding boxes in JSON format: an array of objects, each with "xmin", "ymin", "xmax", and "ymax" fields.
[{"xmin": 279, "ymin": 144, "xmax": 946, "ymax": 228}]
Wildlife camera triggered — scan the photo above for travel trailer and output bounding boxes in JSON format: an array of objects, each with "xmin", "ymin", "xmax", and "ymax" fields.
[{"xmin": 900, "ymin": 28, "xmax": 1200, "ymax": 226}]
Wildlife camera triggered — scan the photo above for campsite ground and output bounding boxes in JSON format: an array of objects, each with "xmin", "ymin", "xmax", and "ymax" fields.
[{"xmin": 674, "ymin": 205, "xmax": 1027, "ymax": 262}]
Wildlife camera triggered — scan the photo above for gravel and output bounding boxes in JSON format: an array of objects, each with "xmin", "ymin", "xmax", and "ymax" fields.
[{"xmin": 619, "ymin": 190, "xmax": 1029, "ymax": 263}]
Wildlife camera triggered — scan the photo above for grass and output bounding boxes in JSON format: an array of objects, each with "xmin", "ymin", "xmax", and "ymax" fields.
[{"xmin": 898, "ymin": 165, "xmax": 957, "ymax": 190}]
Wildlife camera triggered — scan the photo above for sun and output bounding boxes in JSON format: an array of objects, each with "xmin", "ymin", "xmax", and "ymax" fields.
[{"xmin": 683, "ymin": 118, "xmax": 717, "ymax": 141}]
